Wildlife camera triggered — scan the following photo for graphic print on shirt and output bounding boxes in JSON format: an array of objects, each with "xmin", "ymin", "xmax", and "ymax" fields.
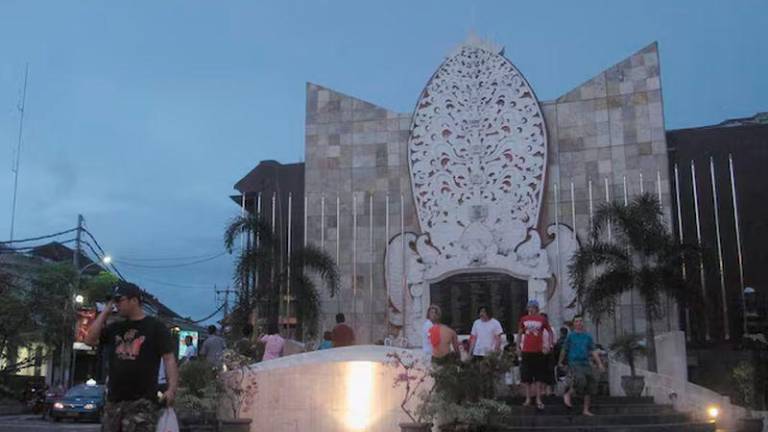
[
  {"xmin": 114, "ymin": 328, "xmax": 146, "ymax": 360},
  {"xmin": 519, "ymin": 315, "xmax": 549, "ymax": 352}
]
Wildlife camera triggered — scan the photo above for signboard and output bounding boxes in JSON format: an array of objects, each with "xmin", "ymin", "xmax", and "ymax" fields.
[{"xmin": 177, "ymin": 330, "xmax": 199, "ymax": 358}]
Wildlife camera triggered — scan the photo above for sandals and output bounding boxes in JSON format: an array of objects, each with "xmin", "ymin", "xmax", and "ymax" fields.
[{"xmin": 536, "ymin": 401, "xmax": 545, "ymax": 411}]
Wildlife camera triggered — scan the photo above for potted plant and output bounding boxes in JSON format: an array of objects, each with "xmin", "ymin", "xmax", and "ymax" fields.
[
  {"xmin": 217, "ymin": 350, "xmax": 259, "ymax": 432},
  {"xmin": 176, "ymin": 360, "xmax": 218, "ymax": 431},
  {"xmin": 732, "ymin": 361, "xmax": 764, "ymax": 432},
  {"xmin": 610, "ymin": 334, "xmax": 647, "ymax": 397},
  {"xmin": 387, "ymin": 351, "xmax": 435, "ymax": 432}
]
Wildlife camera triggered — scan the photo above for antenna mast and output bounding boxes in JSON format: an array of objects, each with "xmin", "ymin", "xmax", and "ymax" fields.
[{"xmin": 9, "ymin": 63, "xmax": 29, "ymax": 242}]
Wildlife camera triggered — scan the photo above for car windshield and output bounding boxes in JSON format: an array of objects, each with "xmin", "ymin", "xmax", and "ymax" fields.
[{"xmin": 66, "ymin": 385, "xmax": 102, "ymax": 398}]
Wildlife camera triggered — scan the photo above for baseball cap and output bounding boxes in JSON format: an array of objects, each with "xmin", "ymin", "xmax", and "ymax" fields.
[
  {"xmin": 111, "ymin": 281, "xmax": 143, "ymax": 302},
  {"xmin": 527, "ymin": 299, "xmax": 540, "ymax": 309}
]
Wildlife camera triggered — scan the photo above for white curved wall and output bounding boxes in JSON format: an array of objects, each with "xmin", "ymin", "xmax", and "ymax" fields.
[{"xmin": 238, "ymin": 346, "xmax": 429, "ymax": 432}]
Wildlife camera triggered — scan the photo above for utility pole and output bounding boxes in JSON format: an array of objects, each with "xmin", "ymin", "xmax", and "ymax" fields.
[
  {"xmin": 9, "ymin": 64, "xmax": 29, "ymax": 242},
  {"xmin": 216, "ymin": 286, "xmax": 236, "ymax": 322},
  {"xmin": 65, "ymin": 215, "xmax": 84, "ymax": 388}
]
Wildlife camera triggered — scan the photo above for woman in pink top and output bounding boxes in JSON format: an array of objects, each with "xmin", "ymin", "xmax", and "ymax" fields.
[{"xmin": 260, "ymin": 323, "xmax": 285, "ymax": 361}]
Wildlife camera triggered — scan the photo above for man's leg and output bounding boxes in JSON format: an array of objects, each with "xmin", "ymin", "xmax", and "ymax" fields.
[
  {"xmin": 101, "ymin": 402, "xmax": 122, "ymax": 432},
  {"xmin": 583, "ymin": 394, "xmax": 593, "ymax": 416}
]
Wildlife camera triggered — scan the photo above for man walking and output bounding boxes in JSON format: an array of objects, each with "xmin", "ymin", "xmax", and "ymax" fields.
[
  {"xmin": 558, "ymin": 315, "xmax": 604, "ymax": 416},
  {"xmin": 85, "ymin": 282, "xmax": 178, "ymax": 432},
  {"xmin": 517, "ymin": 300, "xmax": 552, "ymax": 410},
  {"xmin": 469, "ymin": 306, "xmax": 503, "ymax": 360},
  {"xmin": 200, "ymin": 325, "xmax": 226, "ymax": 368}
]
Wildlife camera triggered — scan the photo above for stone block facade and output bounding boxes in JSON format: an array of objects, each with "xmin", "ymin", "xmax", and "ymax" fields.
[{"xmin": 304, "ymin": 42, "xmax": 677, "ymax": 344}]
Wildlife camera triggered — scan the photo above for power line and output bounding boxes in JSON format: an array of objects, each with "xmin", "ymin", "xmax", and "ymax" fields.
[
  {"xmin": 0, "ymin": 238, "xmax": 77, "ymax": 253},
  {"xmin": 128, "ymin": 274, "xmax": 214, "ymax": 290},
  {"xmin": 80, "ymin": 227, "xmax": 126, "ymax": 280},
  {"xmin": 115, "ymin": 252, "xmax": 229, "ymax": 262},
  {"xmin": 114, "ymin": 252, "xmax": 227, "ymax": 269},
  {"xmin": 0, "ymin": 228, "xmax": 78, "ymax": 245},
  {"xmin": 189, "ymin": 303, "xmax": 225, "ymax": 323}
]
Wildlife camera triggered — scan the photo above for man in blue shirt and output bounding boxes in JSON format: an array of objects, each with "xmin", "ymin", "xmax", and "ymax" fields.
[{"xmin": 558, "ymin": 315, "xmax": 604, "ymax": 416}]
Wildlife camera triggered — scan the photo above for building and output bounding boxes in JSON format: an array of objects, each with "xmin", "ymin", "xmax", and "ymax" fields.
[
  {"xmin": 667, "ymin": 113, "xmax": 768, "ymax": 343},
  {"xmin": 233, "ymin": 36, "xmax": 683, "ymax": 346}
]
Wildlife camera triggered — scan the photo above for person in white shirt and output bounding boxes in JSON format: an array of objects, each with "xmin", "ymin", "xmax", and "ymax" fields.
[
  {"xmin": 469, "ymin": 306, "xmax": 504, "ymax": 360},
  {"xmin": 422, "ymin": 305, "xmax": 440, "ymax": 357},
  {"xmin": 181, "ymin": 335, "xmax": 197, "ymax": 363}
]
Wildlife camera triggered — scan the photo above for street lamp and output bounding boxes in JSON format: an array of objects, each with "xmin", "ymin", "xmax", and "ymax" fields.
[
  {"xmin": 78, "ymin": 255, "xmax": 112, "ymax": 276},
  {"xmin": 74, "ymin": 294, "xmax": 84, "ymax": 304}
]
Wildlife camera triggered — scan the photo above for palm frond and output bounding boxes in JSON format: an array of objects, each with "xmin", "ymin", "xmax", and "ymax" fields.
[
  {"xmin": 291, "ymin": 244, "xmax": 340, "ymax": 298},
  {"xmin": 223, "ymin": 215, "xmax": 277, "ymax": 253},
  {"xmin": 292, "ymin": 273, "xmax": 321, "ymax": 338}
]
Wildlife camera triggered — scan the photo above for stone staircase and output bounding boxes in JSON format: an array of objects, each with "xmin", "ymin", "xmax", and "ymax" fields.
[{"xmin": 490, "ymin": 396, "xmax": 716, "ymax": 431}]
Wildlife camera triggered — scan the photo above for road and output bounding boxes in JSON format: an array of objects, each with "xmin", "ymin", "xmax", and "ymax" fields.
[{"xmin": 0, "ymin": 415, "xmax": 100, "ymax": 432}]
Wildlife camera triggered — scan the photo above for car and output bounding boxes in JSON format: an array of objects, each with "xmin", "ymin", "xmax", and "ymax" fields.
[{"xmin": 50, "ymin": 382, "xmax": 105, "ymax": 423}]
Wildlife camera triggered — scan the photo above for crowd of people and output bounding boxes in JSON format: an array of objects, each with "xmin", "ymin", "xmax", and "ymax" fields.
[{"xmin": 423, "ymin": 300, "xmax": 606, "ymax": 416}]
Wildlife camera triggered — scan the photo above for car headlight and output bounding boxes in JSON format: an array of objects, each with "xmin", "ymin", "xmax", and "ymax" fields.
[
  {"xmin": 53, "ymin": 402, "xmax": 64, "ymax": 410},
  {"xmin": 84, "ymin": 403, "xmax": 96, "ymax": 410}
]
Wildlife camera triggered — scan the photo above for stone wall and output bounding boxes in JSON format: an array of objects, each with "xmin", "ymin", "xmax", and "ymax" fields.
[
  {"xmin": 540, "ymin": 42, "xmax": 678, "ymax": 341},
  {"xmin": 304, "ymin": 84, "xmax": 418, "ymax": 343}
]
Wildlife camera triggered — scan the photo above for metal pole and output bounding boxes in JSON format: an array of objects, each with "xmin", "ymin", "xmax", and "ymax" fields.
[
  {"xmin": 400, "ymin": 193, "xmax": 407, "ymax": 343},
  {"xmin": 352, "ymin": 193, "xmax": 358, "ymax": 331},
  {"xmin": 674, "ymin": 164, "xmax": 691, "ymax": 341},
  {"xmin": 369, "ymin": 193, "xmax": 374, "ymax": 343},
  {"xmin": 287, "ymin": 193, "xmax": 292, "ymax": 334},
  {"xmin": 320, "ymin": 195, "xmax": 325, "ymax": 250},
  {"xmin": 570, "ymin": 181, "xmax": 576, "ymax": 239},
  {"xmin": 709, "ymin": 158, "xmax": 729, "ymax": 340},
  {"xmin": 304, "ymin": 195, "xmax": 308, "ymax": 248},
  {"xmin": 588, "ymin": 179, "xmax": 594, "ymax": 228},
  {"xmin": 385, "ymin": 193, "xmax": 390, "ymax": 333},
  {"xmin": 336, "ymin": 195, "xmax": 341, "ymax": 312},
  {"xmin": 658, "ymin": 170, "xmax": 671, "ymax": 331},
  {"xmin": 729, "ymin": 155, "xmax": 747, "ymax": 335},
  {"xmin": 639, "ymin": 173, "xmax": 645, "ymax": 194},
  {"xmin": 691, "ymin": 161, "xmax": 711, "ymax": 341}
]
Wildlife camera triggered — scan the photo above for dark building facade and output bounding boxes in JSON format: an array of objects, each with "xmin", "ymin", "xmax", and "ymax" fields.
[
  {"xmin": 667, "ymin": 113, "xmax": 768, "ymax": 344},
  {"xmin": 231, "ymin": 160, "xmax": 306, "ymax": 330}
]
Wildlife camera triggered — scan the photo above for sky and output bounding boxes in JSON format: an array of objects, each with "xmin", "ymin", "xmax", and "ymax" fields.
[{"xmin": 1, "ymin": 0, "xmax": 766, "ymax": 323}]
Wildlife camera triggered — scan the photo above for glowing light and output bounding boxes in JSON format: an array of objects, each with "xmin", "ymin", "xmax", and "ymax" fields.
[
  {"xmin": 75, "ymin": 294, "xmax": 84, "ymax": 304},
  {"xmin": 102, "ymin": 256, "xmax": 112, "ymax": 264},
  {"xmin": 86, "ymin": 379, "xmax": 97, "ymax": 386},
  {"xmin": 345, "ymin": 361, "xmax": 374, "ymax": 430},
  {"xmin": 707, "ymin": 405, "xmax": 720, "ymax": 421}
]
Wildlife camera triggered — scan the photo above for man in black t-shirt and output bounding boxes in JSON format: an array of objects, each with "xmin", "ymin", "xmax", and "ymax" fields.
[{"xmin": 85, "ymin": 281, "xmax": 178, "ymax": 432}]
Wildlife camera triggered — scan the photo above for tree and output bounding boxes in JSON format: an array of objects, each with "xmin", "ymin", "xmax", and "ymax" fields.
[
  {"xmin": 80, "ymin": 271, "xmax": 119, "ymax": 307},
  {"xmin": 568, "ymin": 193, "xmax": 699, "ymax": 372},
  {"xmin": 0, "ymin": 263, "xmax": 74, "ymax": 377},
  {"xmin": 224, "ymin": 214, "xmax": 339, "ymax": 338}
]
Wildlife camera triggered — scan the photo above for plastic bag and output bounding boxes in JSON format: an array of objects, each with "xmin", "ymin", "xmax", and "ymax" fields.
[{"xmin": 156, "ymin": 407, "xmax": 179, "ymax": 432}]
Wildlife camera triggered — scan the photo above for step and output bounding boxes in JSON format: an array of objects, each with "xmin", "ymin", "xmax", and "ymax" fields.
[
  {"xmin": 496, "ymin": 413, "xmax": 689, "ymax": 427},
  {"xmin": 504, "ymin": 404, "xmax": 676, "ymax": 416},
  {"xmin": 488, "ymin": 422, "xmax": 716, "ymax": 432},
  {"xmin": 504, "ymin": 396, "xmax": 655, "ymax": 406}
]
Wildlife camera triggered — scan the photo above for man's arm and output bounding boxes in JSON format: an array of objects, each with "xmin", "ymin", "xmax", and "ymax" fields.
[
  {"xmin": 451, "ymin": 331, "xmax": 460, "ymax": 354},
  {"xmin": 493, "ymin": 321, "xmax": 503, "ymax": 351},
  {"xmin": 162, "ymin": 353, "xmax": 179, "ymax": 405},
  {"xmin": 468, "ymin": 322, "xmax": 478, "ymax": 355},
  {"xmin": 84, "ymin": 301, "xmax": 113, "ymax": 346}
]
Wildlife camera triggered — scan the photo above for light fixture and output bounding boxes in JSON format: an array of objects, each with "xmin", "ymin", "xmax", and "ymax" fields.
[
  {"xmin": 102, "ymin": 256, "xmax": 112, "ymax": 265},
  {"xmin": 707, "ymin": 405, "xmax": 720, "ymax": 422},
  {"xmin": 53, "ymin": 402, "xmax": 64, "ymax": 410},
  {"xmin": 84, "ymin": 403, "xmax": 96, "ymax": 410},
  {"xmin": 75, "ymin": 294, "xmax": 84, "ymax": 304}
]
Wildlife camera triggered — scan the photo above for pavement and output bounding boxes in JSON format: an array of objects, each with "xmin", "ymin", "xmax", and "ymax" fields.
[{"xmin": 0, "ymin": 415, "xmax": 100, "ymax": 431}]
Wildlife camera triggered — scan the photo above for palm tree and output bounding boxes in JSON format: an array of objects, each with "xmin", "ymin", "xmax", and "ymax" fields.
[
  {"xmin": 569, "ymin": 193, "xmax": 699, "ymax": 372},
  {"xmin": 224, "ymin": 214, "xmax": 339, "ymax": 339}
]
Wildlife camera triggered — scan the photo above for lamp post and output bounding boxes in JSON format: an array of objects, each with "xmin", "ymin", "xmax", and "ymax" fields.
[{"xmin": 68, "ymin": 255, "xmax": 112, "ymax": 388}]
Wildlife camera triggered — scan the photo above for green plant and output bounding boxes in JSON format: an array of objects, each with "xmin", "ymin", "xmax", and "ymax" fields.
[
  {"xmin": 610, "ymin": 334, "xmax": 647, "ymax": 377},
  {"xmin": 569, "ymin": 193, "xmax": 701, "ymax": 372},
  {"xmin": 732, "ymin": 361, "xmax": 757, "ymax": 413},
  {"xmin": 179, "ymin": 360, "xmax": 218, "ymax": 398},
  {"xmin": 224, "ymin": 215, "xmax": 339, "ymax": 338},
  {"xmin": 387, "ymin": 351, "xmax": 434, "ymax": 424}
]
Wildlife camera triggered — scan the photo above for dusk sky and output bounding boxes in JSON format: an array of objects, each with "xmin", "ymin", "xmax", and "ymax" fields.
[{"xmin": 1, "ymin": 1, "xmax": 766, "ymax": 323}]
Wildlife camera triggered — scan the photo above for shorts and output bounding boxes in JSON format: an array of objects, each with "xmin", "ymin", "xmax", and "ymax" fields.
[
  {"xmin": 103, "ymin": 398, "xmax": 159, "ymax": 432},
  {"xmin": 570, "ymin": 363, "xmax": 597, "ymax": 396},
  {"xmin": 520, "ymin": 352, "xmax": 548, "ymax": 384}
]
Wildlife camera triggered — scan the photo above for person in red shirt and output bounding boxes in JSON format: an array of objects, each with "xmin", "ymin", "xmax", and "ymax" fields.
[
  {"xmin": 517, "ymin": 300, "xmax": 552, "ymax": 410},
  {"xmin": 331, "ymin": 313, "xmax": 355, "ymax": 347}
]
